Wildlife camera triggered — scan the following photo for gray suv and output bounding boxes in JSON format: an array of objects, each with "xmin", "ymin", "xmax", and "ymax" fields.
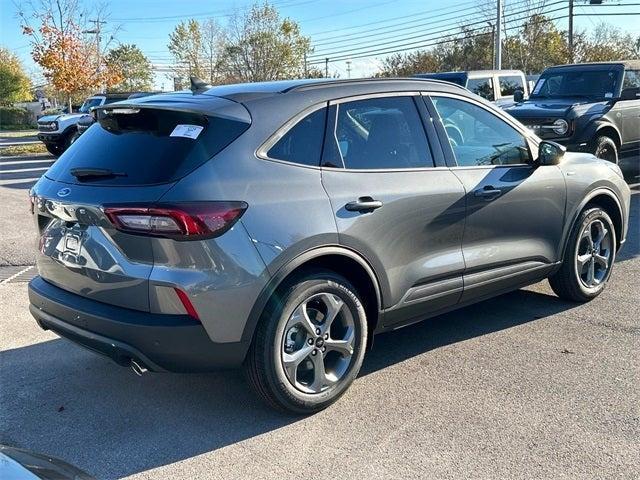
[{"xmin": 28, "ymin": 78, "xmax": 631, "ymax": 413}]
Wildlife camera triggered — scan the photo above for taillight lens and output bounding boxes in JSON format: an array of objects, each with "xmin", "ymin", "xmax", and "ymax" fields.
[{"xmin": 103, "ymin": 202, "xmax": 247, "ymax": 240}]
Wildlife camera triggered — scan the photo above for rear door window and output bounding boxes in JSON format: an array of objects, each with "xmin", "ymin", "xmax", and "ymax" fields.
[
  {"xmin": 498, "ymin": 75, "xmax": 525, "ymax": 96},
  {"xmin": 333, "ymin": 96, "xmax": 434, "ymax": 169},
  {"xmin": 46, "ymin": 108, "xmax": 249, "ymax": 186},
  {"xmin": 466, "ymin": 77, "xmax": 495, "ymax": 101},
  {"xmin": 266, "ymin": 107, "xmax": 327, "ymax": 166}
]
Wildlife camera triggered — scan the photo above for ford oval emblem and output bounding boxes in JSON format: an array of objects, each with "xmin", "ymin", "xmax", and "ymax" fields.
[{"xmin": 57, "ymin": 187, "xmax": 71, "ymax": 197}]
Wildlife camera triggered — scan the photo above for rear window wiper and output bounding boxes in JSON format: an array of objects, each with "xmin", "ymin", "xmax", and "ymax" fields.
[{"xmin": 70, "ymin": 167, "xmax": 127, "ymax": 179}]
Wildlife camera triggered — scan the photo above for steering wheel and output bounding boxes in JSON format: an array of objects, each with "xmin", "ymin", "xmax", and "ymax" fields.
[{"xmin": 444, "ymin": 123, "xmax": 464, "ymax": 147}]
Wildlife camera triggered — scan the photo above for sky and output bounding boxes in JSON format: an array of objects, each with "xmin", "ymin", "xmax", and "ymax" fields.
[{"xmin": 1, "ymin": 0, "xmax": 639, "ymax": 91}]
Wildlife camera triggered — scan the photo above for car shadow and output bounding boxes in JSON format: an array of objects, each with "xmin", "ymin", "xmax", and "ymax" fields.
[{"xmin": 1, "ymin": 287, "xmax": 578, "ymax": 479}]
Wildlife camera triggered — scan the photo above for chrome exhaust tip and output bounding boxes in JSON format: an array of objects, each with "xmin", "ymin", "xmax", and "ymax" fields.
[{"xmin": 130, "ymin": 359, "xmax": 148, "ymax": 376}]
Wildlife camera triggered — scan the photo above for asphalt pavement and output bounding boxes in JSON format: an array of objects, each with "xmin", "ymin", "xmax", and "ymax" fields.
[{"xmin": 0, "ymin": 152, "xmax": 638, "ymax": 479}]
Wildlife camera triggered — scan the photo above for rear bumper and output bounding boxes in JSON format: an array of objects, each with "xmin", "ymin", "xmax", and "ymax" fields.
[{"xmin": 28, "ymin": 276, "xmax": 250, "ymax": 372}]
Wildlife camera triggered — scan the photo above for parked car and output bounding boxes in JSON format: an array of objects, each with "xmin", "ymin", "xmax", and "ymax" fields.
[
  {"xmin": 505, "ymin": 61, "xmax": 640, "ymax": 164},
  {"xmin": 73, "ymin": 92, "xmax": 159, "ymax": 142},
  {"xmin": 0, "ymin": 445, "xmax": 93, "ymax": 479},
  {"xmin": 28, "ymin": 78, "xmax": 630, "ymax": 413},
  {"xmin": 37, "ymin": 93, "xmax": 137, "ymax": 157},
  {"xmin": 414, "ymin": 70, "xmax": 529, "ymax": 107}
]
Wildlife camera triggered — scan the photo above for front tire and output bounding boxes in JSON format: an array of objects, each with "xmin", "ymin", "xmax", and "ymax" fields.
[
  {"xmin": 245, "ymin": 269, "xmax": 368, "ymax": 414},
  {"xmin": 549, "ymin": 207, "xmax": 616, "ymax": 302},
  {"xmin": 592, "ymin": 135, "xmax": 618, "ymax": 164},
  {"xmin": 45, "ymin": 143, "xmax": 64, "ymax": 157}
]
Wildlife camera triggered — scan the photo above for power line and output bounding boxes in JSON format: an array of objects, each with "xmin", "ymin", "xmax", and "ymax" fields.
[
  {"xmin": 309, "ymin": 1, "xmax": 567, "ymax": 61},
  {"xmin": 311, "ymin": 0, "xmax": 537, "ymax": 48},
  {"xmin": 307, "ymin": 13, "xmax": 573, "ymax": 65},
  {"xmin": 307, "ymin": 0, "xmax": 480, "ymax": 38}
]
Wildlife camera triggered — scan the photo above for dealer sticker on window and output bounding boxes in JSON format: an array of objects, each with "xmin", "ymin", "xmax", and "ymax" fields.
[{"xmin": 170, "ymin": 124, "xmax": 204, "ymax": 139}]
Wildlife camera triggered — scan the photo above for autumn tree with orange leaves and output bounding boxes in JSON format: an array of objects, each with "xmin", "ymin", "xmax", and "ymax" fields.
[{"xmin": 18, "ymin": 0, "xmax": 121, "ymax": 110}]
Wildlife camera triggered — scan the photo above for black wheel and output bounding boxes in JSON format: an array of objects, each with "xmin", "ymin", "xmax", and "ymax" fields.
[
  {"xmin": 45, "ymin": 143, "xmax": 63, "ymax": 157},
  {"xmin": 592, "ymin": 135, "xmax": 618, "ymax": 164},
  {"xmin": 245, "ymin": 269, "xmax": 368, "ymax": 414},
  {"xmin": 69, "ymin": 131, "xmax": 80, "ymax": 146},
  {"xmin": 549, "ymin": 207, "xmax": 616, "ymax": 302}
]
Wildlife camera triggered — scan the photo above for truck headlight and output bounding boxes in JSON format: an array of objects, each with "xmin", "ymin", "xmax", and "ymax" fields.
[{"xmin": 552, "ymin": 119, "xmax": 569, "ymax": 135}]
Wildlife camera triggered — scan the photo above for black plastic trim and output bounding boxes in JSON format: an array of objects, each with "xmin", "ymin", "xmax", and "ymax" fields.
[{"xmin": 28, "ymin": 276, "xmax": 249, "ymax": 371}]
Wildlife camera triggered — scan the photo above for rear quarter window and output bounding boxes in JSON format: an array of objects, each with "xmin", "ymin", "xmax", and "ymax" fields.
[
  {"xmin": 46, "ymin": 108, "xmax": 249, "ymax": 186},
  {"xmin": 266, "ymin": 107, "xmax": 327, "ymax": 166}
]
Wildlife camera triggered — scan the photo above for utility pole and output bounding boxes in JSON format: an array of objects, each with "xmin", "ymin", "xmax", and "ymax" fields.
[
  {"xmin": 495, "ymin": 0, "xmax": 502, "ymax": 70},
  {"xmin": 488, "ymin": 22, "xmax": 495, "ymax": 69},
  {"xmin": 346, "ymin": 60, "xmax": 352, "ymax": 79},
  {"xmin": 325, "ymin": 58, "xmax": 329, "ymax": 78},
  {"xmin": 568, "ymin": 0, "xmax": 574, "ymax": 63},
  {"xmin": 83, "ymin": 18, "xmax": 107, "ymax": 92},
  {"xmin": 304, "ymin": 52, "xmax": 308, "ymax": 78}
]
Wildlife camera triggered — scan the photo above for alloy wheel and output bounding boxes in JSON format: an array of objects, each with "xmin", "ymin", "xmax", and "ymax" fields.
[
  {"xmin": 281, "ymin": 292, "xmax": 355, "ymax": 394},
  {"xmin": 575, "ymin": 218, "xmax": 612, "ymax": 289}
]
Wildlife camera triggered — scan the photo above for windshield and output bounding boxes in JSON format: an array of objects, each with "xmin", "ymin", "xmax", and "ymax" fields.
[
  {"xmin": 530, "ymin": 69, "xmax": 621, "ymax": 100},
  {"xmin": 78, "ymin": 97, "xmax": 103, "ymax": 113}
]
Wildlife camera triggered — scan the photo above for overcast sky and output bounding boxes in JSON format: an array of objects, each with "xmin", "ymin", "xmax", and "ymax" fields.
[{"xmin": 1, "ymin": 0, "xmax": 638, "ymax": 90}]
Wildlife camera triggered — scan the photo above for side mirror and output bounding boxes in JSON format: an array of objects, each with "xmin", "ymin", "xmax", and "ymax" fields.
[
  {"xmin": 513, "ymin": 88, "xmax": 525, "ymax": 103},
  {"xmin": 538, "ymin": 140, "xmax": 566, "ymax": 166},
  {"xmin": 620, "ymin": 87, "xmax": 640, "ymax": 101}
]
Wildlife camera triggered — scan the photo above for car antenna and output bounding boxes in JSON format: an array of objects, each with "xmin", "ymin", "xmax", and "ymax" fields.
[{"xmin": 190, "ymin": 76, "xmax": 211, "ymax": 94}]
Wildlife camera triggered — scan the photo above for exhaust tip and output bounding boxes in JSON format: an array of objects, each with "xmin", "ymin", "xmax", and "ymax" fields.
[{"xmin": 130, "ymin": 359, "xmax": 148, "ymax": 376}]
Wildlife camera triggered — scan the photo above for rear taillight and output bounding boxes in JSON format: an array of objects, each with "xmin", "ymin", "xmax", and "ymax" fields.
[{"xmin": 103, "ymin": 202, "xmax": 247, "ymax": 240}]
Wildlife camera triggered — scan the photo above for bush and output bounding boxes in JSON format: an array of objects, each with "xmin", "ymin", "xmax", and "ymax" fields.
[{"xmin": 0, "ymin": 106, "xmax": 33, "ymax": 127}]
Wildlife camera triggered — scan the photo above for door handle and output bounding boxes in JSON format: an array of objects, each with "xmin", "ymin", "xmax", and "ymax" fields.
[
  {"xmin": 474, "ymin": 185, "xmax": 502, "ymax": 200},
  {"xmin": 345, "ymin": 196, "xmax": 383, "ymax": 212}
]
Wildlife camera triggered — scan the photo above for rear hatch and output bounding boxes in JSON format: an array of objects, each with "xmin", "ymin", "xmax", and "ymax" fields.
[{"xmin": 31, "ymin": 93, "xmax": 250, "ymax": 311}]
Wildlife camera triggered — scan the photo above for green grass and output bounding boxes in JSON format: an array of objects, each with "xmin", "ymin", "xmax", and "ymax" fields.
[
  {"xmin": 0, "ymin": 125, "xmax": 38, "ymax": 132},
  {"xmin": 0, "ymin": 143, "xmax": 48, "ymax": 156}
]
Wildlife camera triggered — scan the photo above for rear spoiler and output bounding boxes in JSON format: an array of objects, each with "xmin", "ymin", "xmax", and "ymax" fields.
[{"xmin": 95, "ymin": 93, "xmax": 252, "ymax": 124}]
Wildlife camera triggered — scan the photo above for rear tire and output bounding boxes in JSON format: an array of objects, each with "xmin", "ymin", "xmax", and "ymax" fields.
[
  {"xmin": 549, "ymin": 207, "xmax": 616, "ymax": 302},
  {"xmin": 245, "ymin": 269, "xmax": 368, "ymax": 414},
  {"xmin": 592, "ymin": 135, "xmax": 618, "ymax": 164}
]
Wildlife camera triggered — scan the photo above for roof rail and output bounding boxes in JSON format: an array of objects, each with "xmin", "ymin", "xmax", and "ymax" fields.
[{"xmin": 285, "ymin": 77, "xmax": 468, "ymax": 93}]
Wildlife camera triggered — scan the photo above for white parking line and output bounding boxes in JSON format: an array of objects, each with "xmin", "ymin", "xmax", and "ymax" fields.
[
  {"xmin": 0, "ymin": 167, "xmax": 49, "ymax": 174},
  {"xmin": 0, "ymin": 158, "xmax": 55, "ymax": 166}
]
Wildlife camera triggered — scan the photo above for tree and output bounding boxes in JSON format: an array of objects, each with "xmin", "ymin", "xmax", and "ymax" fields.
[
  {"xmin": 376, "ymin": 51, "xmax": 440, "ymax": 77},
  {"xmin": 0, "ymin": 47, "xmax": 32, "ymax": 105},
  {"xmin": 106, "ymin": 44, "xmax": 153, "ymax": 91},
  {"xmin": 168, "ymin": 19, "xmax": 205, "ymax": 88},
  {"xmin": 503, "ymin": 14, "xmax": 569, "ymax": 74},
  {"xmin": 222, "ymin": 2, "xmax": 311, "ymax": 82},
  {"xmin": 18, "ymin": 0, "xmax": 121, "ymax": 110},
  {"xmin": 575, "ymin": 23, "xmax": 640, "ymax": 63}
]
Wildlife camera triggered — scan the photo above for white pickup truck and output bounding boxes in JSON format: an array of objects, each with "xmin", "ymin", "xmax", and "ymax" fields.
[{"xmin": 37, "ymin": 93, "xmax": 132, "ymax": 156}]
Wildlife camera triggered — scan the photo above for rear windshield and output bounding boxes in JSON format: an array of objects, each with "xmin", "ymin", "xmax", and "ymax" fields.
[{"xmin": 46, "ymin": 108, "xmax": 249, "ymax": 186}]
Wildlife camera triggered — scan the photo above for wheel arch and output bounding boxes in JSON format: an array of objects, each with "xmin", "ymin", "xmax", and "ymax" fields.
[
  {"xmin": 561, "ymin": 188, "xmax": 624, "ymax": 261},
  {"xmin": 591, "ymin": 121, "xmax": 622, "ymax": 150},
  {"xmin": 241, "ymin": 246, "xmax": 383, "ymax": 349}
]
